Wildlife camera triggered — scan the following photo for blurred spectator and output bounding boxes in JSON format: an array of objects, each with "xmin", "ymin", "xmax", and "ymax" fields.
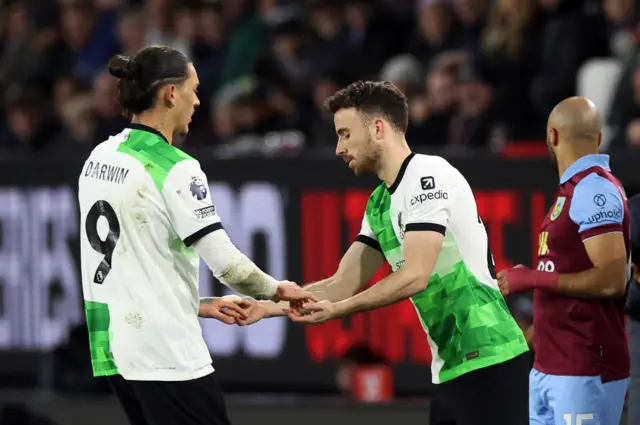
[
  {"xmin": 306, "ymin": 0, "xmax": 349, "ymax": 80},
  {"xmin": 454, "ymin": 0, "xmax": 490, "ymax": 57},
  {"xmin": 144, "ymin": 0, "xmax": 191, "ymax": 54},
  {"xmin": 408, "ymin": 60, "xmax": 458, "ymax": 145},
  {"xmin": 448, "ymin": 70, "xmax": 498, "ymax": 148},
  {"xmin": 1, "ymin": 90, "xmax": 62, "ymax": 153},
  {"xmin": 604, "ymin": 0, "xmax": 640, "ymax": 60},
  {"xmin": 339, "ymin": 0, "xmax": 404, "ymax": 80},
  {"xmin": 219, "ymin": 0, "xmax": 268, "ymax": 85},
  {"xmin": 379, "ymin": 54, "xmax": 423, "ymax": 97},
  {"xmin": 609, "ymin": 58, "xmax": 640, "ymax": 149},
  {"xmin": 53, "ymin": 93, "xmax": 97, "ymax": 154},
  {"xmin": 53, "ymin": 77, "xmax": 89, "ymax": 112},
  {"xmin": 269, "ymin": 20, "xmax": 314, "ymax": 90},
  {"xmin": 302, "ymin": 72, "xmax": 347, "ymax": 146},
  {"xmin": 259, "ymin": 0, "xmax": 299, "ymax": 26},
  {"xmin": 92, "ymin": 70, "xmax": 128, "ymax": 142},
  {"xmin": 407, "ymin": 0, "xmax": 461, "ymax": 68},
  {"xmin": 116, "ymin": 8, "xmax": 147, "ymax": 57},
  {"xmin": 0, "ymin": 1, "xmax": 36, "ymax": 105},
  {"xmin": 479, "ymin": 0, "xmax": 543, "ymax": 139},
  {"xmin": 59, "ymin": 0, "xmax": 120, "ymax": 85},
  {"xmin": 0, "ymin": 0, "xmax": 637, "ymax": 154},
  {"xmin": 0, "ymin": 0, "xmax": 64, "ymax": 106},
  {"xmin": 529, "ymin": 0, "xmax": 603, "ymax": 119}
]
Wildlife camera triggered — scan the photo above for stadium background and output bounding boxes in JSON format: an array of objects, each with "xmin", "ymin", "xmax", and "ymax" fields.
[{"xmin": 0, "ymin": 0, "xmax": 639, "ymax": 423}]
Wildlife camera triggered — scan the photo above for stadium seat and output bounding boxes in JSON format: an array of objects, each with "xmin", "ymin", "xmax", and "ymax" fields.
[{"xmin": 577, "ymin": 58, "xmax": 624, "ymax": 150}]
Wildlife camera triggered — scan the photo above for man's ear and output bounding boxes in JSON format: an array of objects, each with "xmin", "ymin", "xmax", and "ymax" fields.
[{"xmin": 162, "ymin": 84, "xmax": 177, "ymax": 108}]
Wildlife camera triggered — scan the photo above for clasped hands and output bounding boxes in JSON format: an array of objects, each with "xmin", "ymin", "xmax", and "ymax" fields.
[{"xmin": 200, "ymin": 281, "xmax": 341, "ymax": 326}]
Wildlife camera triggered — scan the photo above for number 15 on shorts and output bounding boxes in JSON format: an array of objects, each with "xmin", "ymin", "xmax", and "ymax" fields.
[{"xmin": 563, "ymin": 413, "xmax": 594, "ymax": 425}]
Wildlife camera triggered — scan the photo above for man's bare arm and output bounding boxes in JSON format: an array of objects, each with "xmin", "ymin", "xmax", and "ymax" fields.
[
  {"xmin": 261, "ymin": 241, "xmax": 385, "ymax": 317},
  {"xmin": 333, "ymin": 230, "xmax": 442, "ymax": 315},
  {"xmin": 557, "ymin": 232, "xmax": 628, "ymax": 298},
  {"xmin": 524, "ymin": 325, "xmax": 534, "ymax": 346},
  {"xmin": 305, "ymin": 241, "xmax": 385, "ymax": 301}
]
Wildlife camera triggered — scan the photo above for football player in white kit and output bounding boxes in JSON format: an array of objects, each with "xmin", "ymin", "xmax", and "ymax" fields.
[{"xmin": 78, "ymin": 46, "xmax": 315, "ymax": 425}]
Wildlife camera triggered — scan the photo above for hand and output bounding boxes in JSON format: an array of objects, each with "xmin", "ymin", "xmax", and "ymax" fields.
[
  {"xmin": 497, "ymin": 264, "xmax": 558, "ymax": 296},
  {"xmin": 235, "ymin": 298, "xmax": 267, "ymax": 326},
  {"xmin": 286, "ymin": 300, "xmax": 342, "ymax": 325},
  {"xmin": 272, "ymin": 281, "xmax": 318, "ymax": 304},
  {"xmin": 497, "ymin": 264, "xmax": 527, "ymax": 296},
  {"xmin": 199, "ymin": 298, "xmax": 248, "ymax": 324}
]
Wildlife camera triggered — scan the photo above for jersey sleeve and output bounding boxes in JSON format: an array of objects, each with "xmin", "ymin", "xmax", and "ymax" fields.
[
  {"xmin": 569, "ymin": 173, "xmax": 625, "ymax": 241},
  {"xmin": 355, "ymin": 214, "xmax": 382, "ymax": 252},
  {"xmin": 404, "ymin": 166, "xmax": 454, "ymax": 235},
  {"xmin": 162, "ymin": 160, "xmax": 222, "ymax": 246}
]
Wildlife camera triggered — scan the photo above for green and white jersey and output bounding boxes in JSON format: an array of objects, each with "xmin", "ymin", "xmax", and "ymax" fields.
[
  {"xmin": 357, "ymin": 153, "xmax": 528, "ymax": 384},
  {"xmin": 78, "ymin": 124, "xmax": 220, "ymax": 381}
]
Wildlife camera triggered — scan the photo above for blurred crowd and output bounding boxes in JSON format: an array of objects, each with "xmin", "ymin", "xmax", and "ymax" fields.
[{"xmin": 2, "ymin": 0, "xmax": 640, "ymax": 156}]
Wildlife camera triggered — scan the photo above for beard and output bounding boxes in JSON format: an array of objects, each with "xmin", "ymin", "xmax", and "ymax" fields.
[{"xmin": 353, "ymin": 135, "xmax": 381, "ymax": 175}]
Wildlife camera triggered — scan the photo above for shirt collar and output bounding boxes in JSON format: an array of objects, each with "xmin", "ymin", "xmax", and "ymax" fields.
[{"xmin": 559, "ymin": 154, "xmax": 610, "ymax": 184}]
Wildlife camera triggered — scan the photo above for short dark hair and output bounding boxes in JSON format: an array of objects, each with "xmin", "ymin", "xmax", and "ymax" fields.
[
  {"xmin": 107, "ymin": 46, "xmax": 190, "ymax": 117},
  {"xmin": 325, "ymin": 80, "xmax": 409, "ymax": 133}
]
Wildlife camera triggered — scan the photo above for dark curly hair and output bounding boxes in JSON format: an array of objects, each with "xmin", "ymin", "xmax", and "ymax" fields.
[
  {"xmin": 325, "ymin": 80, "xmax": 409, "ymax": 133},
  {"xmin": 107, "ymin": 46, "xmax": 190, "ymax": 117}
]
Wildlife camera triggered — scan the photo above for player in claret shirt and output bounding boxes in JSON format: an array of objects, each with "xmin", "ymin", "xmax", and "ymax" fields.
[{"xmin": 499, "ymin": 97, "xmax": 631, "ymax": 425}]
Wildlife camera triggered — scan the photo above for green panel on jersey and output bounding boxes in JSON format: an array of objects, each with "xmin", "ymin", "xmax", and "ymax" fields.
[
  {"xmin": 412, "ymin": 261, "xmax": 528, "ymax": 383},
  {"xmin": 365, "ymin": 185, "xmax": 401, "ymax": 254},
  {"xmin": 84, "ymin": 300, "xmax": 118, "ymax": 377},
  {"xmin": 117, "ymin": 129, "xmax": 193, "ymax": 191},
  {"xmin": 171, "ymin": 237, "xmax": 198, "ymax": 259}
]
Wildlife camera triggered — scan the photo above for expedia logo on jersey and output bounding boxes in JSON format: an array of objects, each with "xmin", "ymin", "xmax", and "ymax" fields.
[
  {"xmin": 411, "ymin": 190, "xmax": 448, "ymax": 205},
  {"xmin": 420, "ymin": 176, "xmax": 435, "ymax": 190},
  {"xmin": 193, "ymin": 205, "xmax": 217, "ymax": 219},
  {"xmin": 190, "ymin": 176, "xmax": 208, "ymax": 200}
]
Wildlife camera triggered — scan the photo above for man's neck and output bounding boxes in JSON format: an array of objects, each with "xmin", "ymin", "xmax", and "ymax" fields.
[
  {"xmin": 557, "ymin": 149, "xmax": 598, "ymax": 179},
  {"xmin": 377, "ymin": 139, "xmax": 412, "ymax": 187},
  {"xmin": 132, "ymin": 112, "xmax": 174, "ymax": 145}
]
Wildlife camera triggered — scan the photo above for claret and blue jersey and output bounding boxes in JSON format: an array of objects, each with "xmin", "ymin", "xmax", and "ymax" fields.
[
  {"xmin": 565, "ymin": 154, "xmax": 626, "ymax": 240},
  {"xmin": 531, "ymin": 153, "xmax": 630, "ymax": 425}
]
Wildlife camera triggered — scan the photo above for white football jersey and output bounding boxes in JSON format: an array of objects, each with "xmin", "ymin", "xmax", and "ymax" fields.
[
  {"xmin": 78, "ymin": 124, "xmax": 221, "ymax": 381},
  {"xmin": 357, "ymin": 153, "xmax": 527, "ymax": 383}
]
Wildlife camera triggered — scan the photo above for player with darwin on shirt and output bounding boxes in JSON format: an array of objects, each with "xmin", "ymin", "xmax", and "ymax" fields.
[
  {"xmin": 499, "ymin": 97, "xmax": 630, "ymax": 425},
  {"xmin": 259, "ymin": 81, "xmax": 530, "ymax": 425},
  {"xmin": 78, "ymin": 46, "xmax": 315, "ymax": 425}
]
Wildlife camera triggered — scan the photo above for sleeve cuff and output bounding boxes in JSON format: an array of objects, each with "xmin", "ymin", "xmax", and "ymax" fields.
[
  {"xmin": 184, "ymin": 222, "xmax": 224, "ymax": 247},
  {"xmin": 580, "ymin": 223, "xmax": 623, "ymax": 241},
  {"xmin": 405, "ymin": 222, "xmax": 446, "ymax": 235},
  {"xmin": 355, "ymin": 234, "xmax": 382, "ymax": 252}
]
